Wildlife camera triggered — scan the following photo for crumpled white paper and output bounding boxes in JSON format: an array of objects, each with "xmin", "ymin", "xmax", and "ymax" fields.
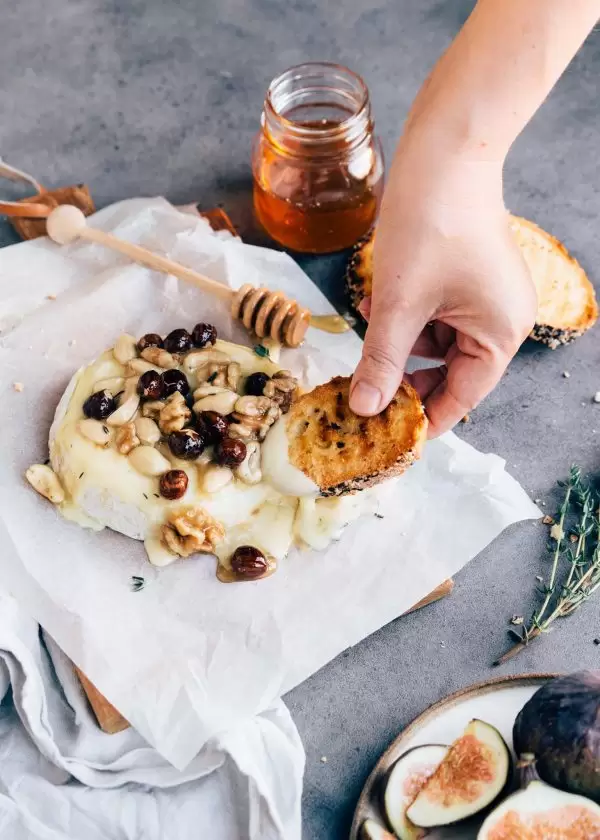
[{"xmin": 0, "ymin": 197, "xmax": 540, "ymax": 772}]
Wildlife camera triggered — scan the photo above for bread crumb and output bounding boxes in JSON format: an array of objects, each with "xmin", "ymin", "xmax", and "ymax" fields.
[
  {"xmin": 542, "ymin": 515, "xmax": 554, "ymax": 525},
  {"xmin": 562, "ymin": 371, "xmax": 570, "ymax": 378},
  {"xmin": 461, "ymin": 414, "xmax": 470, "ymax": 423},
  {"xmin": 511, "ymin": 616, "xmax": 524, "ymax": 626},
  {"xmin": 46, "ymin": 293, "xmax": 57, "ymax": 301},
  {"xmin": 320, "ymin": 756, "xmax": 328, "ymax": 763},
  {"xmin": 550, "ymin": 523, "xmax": 565, "ymax": 541},
  {"xmin": 12, "ymin": 382, "xmax": 24, "ymax": 392}
]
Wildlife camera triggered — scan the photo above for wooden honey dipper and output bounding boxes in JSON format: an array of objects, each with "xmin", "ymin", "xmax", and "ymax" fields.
[{"xmin": 45, "ymin": 205, "xmax": 351, "ymax": 348}]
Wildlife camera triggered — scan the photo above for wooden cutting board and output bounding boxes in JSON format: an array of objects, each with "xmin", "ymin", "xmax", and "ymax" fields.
[{"xmin": 14, "ymin": 201, "xmax": 453, "ymax": 733}]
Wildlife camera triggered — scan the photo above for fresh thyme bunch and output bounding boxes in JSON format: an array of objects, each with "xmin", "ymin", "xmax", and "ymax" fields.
[{"xmin": 495, "ymin": 465, "xmax": 600, "ymax": 665}]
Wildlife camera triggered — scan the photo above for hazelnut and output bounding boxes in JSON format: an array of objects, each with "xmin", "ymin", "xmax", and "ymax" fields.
[
  {"xmin": 137, "ymin": 333, "xmax": 164, "ymax": 352},
  {"xmin": 164, "ymin": 328, "xmax": 192, "ymax": 354},
  {"xmin": 159, "ymin": 469, "xmax": 189, "ymax": 500},
  {"xmin": 137, "ymin": 370, "xmax": 165, "ymax": 400},
  {"xmin": 83, "ymin": 390, "xmax": 117, "ymax": 420},
  {"xmin": 161, "ymin": 369, "xmax": 190, "ymax": 397},
  {"xmin": 230, "ymin": 546, "xmax": 269, "ymax": 580},
  {"xmin": 197, "ymin": 410, "xmax": 230, "ymax": 445},
  {"xmin": 215, "ymin": 437, "xmax": 247, "ymax": 467},
  {"xmin": 192, "ymin": 322, "xmax": 217, "ymax": 348},
  {"xmin": 168, "ymin": 429, "xmax": 205, "ymax": 460},
  {"xmin": 245, "ymin": 372, "xmax": 270, "ymax": 396}
]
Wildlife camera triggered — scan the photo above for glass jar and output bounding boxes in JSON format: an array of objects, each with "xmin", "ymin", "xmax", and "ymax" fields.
[{"xmin": 252, "ymin": 62, "xmax": 384, "ymax": 254}]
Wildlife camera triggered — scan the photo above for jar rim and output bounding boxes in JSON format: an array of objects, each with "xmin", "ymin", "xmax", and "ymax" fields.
[{"xmin": 265, "ymin": 61, "xmax": 369, "ymax": 140}]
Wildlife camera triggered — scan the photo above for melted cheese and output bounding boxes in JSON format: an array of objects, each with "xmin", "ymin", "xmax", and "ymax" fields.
[
  {"xmin": 261, "ymin": 415, "xmax": 320, "ymax": 498},
  {"xmin": 49, "ymin": 338, "xmax": 377, "ymax": 569}
]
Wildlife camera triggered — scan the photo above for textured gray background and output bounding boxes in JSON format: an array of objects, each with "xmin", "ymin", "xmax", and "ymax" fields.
[{"xmin": 1, "ymin": 2, "xmax": 600, "ymax": 838}]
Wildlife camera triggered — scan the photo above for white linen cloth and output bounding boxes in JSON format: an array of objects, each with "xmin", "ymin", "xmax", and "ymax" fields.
[{"xmin": 0, "ymin": 591, "xmax": 303, "ymax": 840}]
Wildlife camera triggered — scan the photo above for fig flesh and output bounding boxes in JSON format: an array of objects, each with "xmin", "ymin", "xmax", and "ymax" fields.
[
  {"xmin": 360, "ymin": 818, "xmax": 397, "ymax": 840},
  {"xmin": 513, "ymin": 670, "xmax": 600, "ymax": 803},
  {"xmin": 406, "ymin": 720, "xmax": 511, "ymax": 828},
  {"xmin": 478, "ymin": 755, "xmax": 600, "ymax": 839},
  {"xmin": 383, "ymin": 744, "xmax": 448, "ymax": 839}
]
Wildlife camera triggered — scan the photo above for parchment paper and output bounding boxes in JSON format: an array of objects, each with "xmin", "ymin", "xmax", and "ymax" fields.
[{"xmin": 0, "ymin": 197, "xmax": 540, "ymax": 769}]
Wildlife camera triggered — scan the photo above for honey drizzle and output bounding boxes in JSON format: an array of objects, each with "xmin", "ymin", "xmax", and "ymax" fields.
[{"xmin": 309, "ymin": 313, "xmax": 353, "ymax": 334}]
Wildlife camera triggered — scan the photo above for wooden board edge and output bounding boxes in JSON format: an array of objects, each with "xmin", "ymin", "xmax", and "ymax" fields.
[
  {"xmin": 9, "ymin": 184, "xmax": 95, "ymax": 240},
  {"xmin": 402, "ymin": 579, "xmax": 455, "ymax": 615}
]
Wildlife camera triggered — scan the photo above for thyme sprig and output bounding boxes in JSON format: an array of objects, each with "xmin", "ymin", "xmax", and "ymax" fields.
[{"xmin": 495, "ymin": 465, "xmax": 600, "ymax": 665}]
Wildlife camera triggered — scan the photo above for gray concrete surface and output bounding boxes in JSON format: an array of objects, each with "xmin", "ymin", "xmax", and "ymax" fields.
[{"xmin": 1, "ymin": 2, "xmax": 600, "ymax": 838}]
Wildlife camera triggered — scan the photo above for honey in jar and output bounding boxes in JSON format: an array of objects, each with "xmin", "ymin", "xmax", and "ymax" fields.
[{"xmin": 252, "ymin": 62, "xmax": 384, "ymax": 254}]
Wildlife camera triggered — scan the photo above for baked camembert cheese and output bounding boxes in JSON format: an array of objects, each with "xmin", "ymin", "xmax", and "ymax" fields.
[{"xmin": 26, "ymin": 323, "xmax": 396, "ymax": 582}]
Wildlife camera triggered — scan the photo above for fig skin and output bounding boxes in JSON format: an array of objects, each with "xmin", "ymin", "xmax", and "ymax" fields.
[{"xmin": 513, "ymin": 670, "xmax": 600, "ymax": 803}]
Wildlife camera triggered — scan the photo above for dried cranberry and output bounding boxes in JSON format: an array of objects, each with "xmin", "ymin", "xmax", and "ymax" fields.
[
  {"xmin": 192, "ymin": 322, "xmax": 217, "ymax": 348},
  {"xmin": 245, "ymin": 372, "xmax": 270, "ymax": 396},
  {"xmin": 137, "ymin": 370, "xmax": 165, "ymax": 400},
  {"xmin": 197, "ymin": 411, "xmax": 230, "ymax": 445},
  {"xmin": 168, "ymin": 429, "xmax": 205, "ymax": 460},
  {"xmin": 83, "ymin": 390, "xmax": 116, "ymax": 420},
  {"xmin": 164, "ymin": 329, "xmax": 192, "ymax": 354},
  {"xmin": 137, "ymin": 333, "xmax": 163, "ymax": 352},
  {"xmin": 216, "ymin": 437, "xmax": 247, "ymax": 466},
  {"xmin": 230, "ymin": 546, "xmax": 268, "ymax": 580},
  {"xmin": 161, "ymin": 369, "xmax": 190, "ymax": 397},
  {"xmin": 159, "ymin": 469, "xmax": 189, "ymax": 500}
]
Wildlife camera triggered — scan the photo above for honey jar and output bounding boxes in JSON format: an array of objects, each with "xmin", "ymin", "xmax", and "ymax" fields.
[{"xmin": 252, "ymin": 62, "xmax": 384, "ymax": 254}]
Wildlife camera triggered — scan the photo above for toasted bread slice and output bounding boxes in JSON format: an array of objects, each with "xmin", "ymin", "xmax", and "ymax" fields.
[
  {"xmin": 346, "ymin": 216, "xmax": 598, "ymax": 349},
  {"xmin": 287, "ymin": 376, "xmax": 427, "ymax": 497},
  {"xmin": 509, "ymin": 215, "xmax": 598, "ymax": 347}
]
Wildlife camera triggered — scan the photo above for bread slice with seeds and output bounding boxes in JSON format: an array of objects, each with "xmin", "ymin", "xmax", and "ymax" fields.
[
  {"xmin": 286, "ymin": 376, "xmax": 427, "ymax": 497},
  {"xmin": 346, "ymin": 216, "xmax": 598, "ymax": 349}
]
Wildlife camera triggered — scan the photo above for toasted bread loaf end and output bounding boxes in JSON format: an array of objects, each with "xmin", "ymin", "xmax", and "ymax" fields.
[{"xmin": 287, "ymin": 376, "xmax": 427, "ymax": 496}]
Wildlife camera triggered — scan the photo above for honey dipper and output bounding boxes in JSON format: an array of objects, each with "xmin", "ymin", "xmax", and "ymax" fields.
[{"xmin": 46, "ymin": 205, "xmax": 351, "ymax": 348}]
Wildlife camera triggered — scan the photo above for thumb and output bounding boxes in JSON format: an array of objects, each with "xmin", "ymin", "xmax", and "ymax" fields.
[{"xmin": 350, "ymin": 297, "xmax": 429, "ymax": 416}]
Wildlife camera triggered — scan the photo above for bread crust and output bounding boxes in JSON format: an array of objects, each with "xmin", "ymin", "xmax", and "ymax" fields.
[{"xmin": 287, "ymin": 376, "xmax": 427, "ymax": 496}]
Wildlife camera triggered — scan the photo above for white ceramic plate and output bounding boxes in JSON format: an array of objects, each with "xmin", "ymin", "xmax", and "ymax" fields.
[{"xmin": 350, "ymin": 673, "xmax": 557, "ymax": 840}]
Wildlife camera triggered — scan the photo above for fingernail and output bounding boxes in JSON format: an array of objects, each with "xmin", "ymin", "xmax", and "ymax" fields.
[{"xmin": 350, "ymin": 381, "xmax": 383, "ymax": 415}]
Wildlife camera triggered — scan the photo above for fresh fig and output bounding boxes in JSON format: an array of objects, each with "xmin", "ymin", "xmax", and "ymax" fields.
[
  {"xmin": 360, "ymin": 818, "xmax": 397, "ymax": 840},
  {"xmin": 383, "ymin": 744, "xmax": 448, "ymax": 839},
  {"xmin": 406, "ymin": 720, "xmax": 511, "ymax": 828},
  {"xmin": 513, "ymin": 670, "xmax": 600, "ymax": 803},
  {"xmin": 478, "ymin": 753, "xmax": 600, "ymax": 838}
]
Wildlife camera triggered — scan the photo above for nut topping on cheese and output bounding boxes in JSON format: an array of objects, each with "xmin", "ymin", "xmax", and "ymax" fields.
[{"xmin": 28, "ymin": 322, "xmax": 399, "ymax": 582}]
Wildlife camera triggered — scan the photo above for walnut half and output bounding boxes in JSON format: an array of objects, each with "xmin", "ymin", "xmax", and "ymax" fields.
[
  {"xmin": 115, "ymin": 421, "xmax": 140, "ymax": 455},
  {"xmin": 161, "ymin": 507, "xmax": 225, "ymax": 558},
  {"xmin": 159, "ymin": 392, "xmax": 191, "ymax": 434}
]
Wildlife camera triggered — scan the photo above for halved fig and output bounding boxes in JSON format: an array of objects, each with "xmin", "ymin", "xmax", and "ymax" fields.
[
  {"xmin": 383, "ymin": 744, "xmax": 448, "ymax": 839},
  {"xmin": 360, "ymin": 818, "xmax": 397, "ymax": 840},
  {"xmin": 347, "ymin": 215, "xmax": 598, "ymax": 349},
  {"xmin": 406, "ymin": 720, "xmax": 511, "ymax": 828},
  {"xmin": 478, "ymin": 754, "xmax": 600, "ymax": 839}
]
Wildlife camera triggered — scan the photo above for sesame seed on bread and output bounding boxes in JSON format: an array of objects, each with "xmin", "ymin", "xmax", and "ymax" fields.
[{"xmin": 287, "ymin": 376, "xmax": 427, "ymax": 497}]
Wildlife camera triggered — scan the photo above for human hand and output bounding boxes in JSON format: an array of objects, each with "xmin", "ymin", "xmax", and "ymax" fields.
[{"xmin": 349, "ymin": 150, "xmax": 537, "ymax": 438}]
